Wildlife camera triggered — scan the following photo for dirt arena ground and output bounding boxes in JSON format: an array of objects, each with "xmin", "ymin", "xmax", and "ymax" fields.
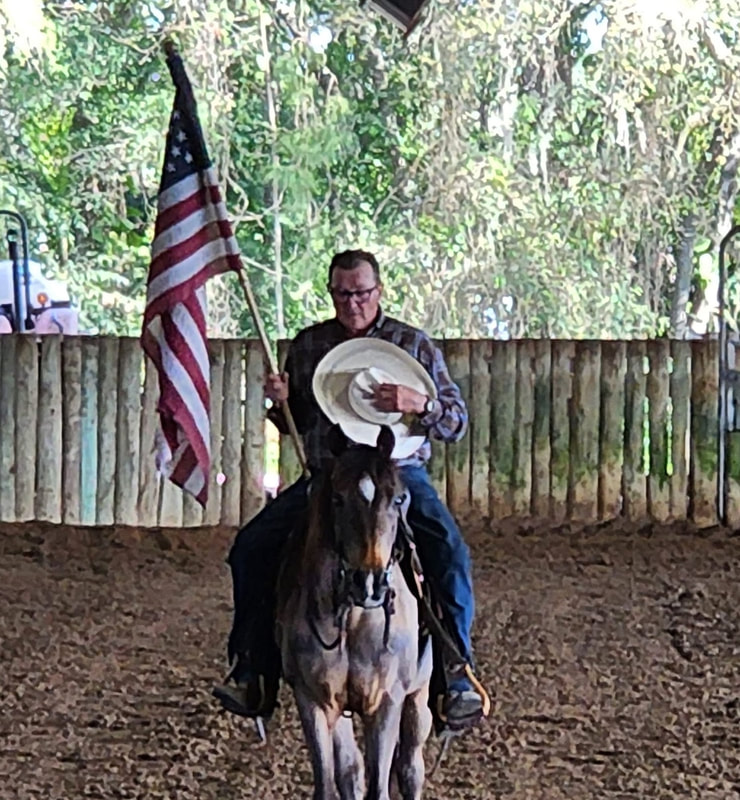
[{"xmin": 1, "ymin": 516, "xmax": 739, "ymax": 799}]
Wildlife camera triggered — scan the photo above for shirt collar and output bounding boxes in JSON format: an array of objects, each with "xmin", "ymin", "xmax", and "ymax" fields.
[{"xmin": 368, "ymin": 307, "xmax": 386, "ymax": 334}]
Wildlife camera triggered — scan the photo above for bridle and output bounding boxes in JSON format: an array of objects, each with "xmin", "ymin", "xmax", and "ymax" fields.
[{"xmin": 307, "ymin": 485, "xmax": 410, "ymax": 652}]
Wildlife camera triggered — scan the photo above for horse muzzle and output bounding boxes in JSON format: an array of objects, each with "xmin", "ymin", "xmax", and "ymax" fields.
[{"xmin": 343, "ymin": 565, "xmax": 392, "ymax": 609}]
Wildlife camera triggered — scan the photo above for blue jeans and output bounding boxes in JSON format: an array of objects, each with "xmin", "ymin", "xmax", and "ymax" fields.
[{"xmin": 226, "ymin": 467, "xmax": 475, "ymax": 678}]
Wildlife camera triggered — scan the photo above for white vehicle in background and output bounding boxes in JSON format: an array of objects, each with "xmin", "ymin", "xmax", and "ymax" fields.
[{"xmin": 0, "ymin": 210, "xmax": 78, "ymax": 335}]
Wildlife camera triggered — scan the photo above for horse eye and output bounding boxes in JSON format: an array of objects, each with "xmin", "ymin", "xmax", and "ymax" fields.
[{"xmin": 394, "ymin": 492, "xmax": 407, "ymax": 506}]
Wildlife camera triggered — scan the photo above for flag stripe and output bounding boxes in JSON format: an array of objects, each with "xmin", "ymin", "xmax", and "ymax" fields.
[
  {"xmin": 143, "ymin": 252, "xmax": 241, "ymax": 324},
  {"xmin": 151, "ymin": 217, "xmax": 237, "ymax": 282},
  {"xmin": 152, "ymin": 176, "xmax": 227, "ymax": 253},
  {"xmin": 156, "ymin": 170, "xmax": 215, "ymax": 227},
  {"xmin": 146, "ymin": 236, "xmax": 238, "ymax": 306}
]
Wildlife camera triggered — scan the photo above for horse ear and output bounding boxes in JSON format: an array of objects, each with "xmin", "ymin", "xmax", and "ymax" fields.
[
  {"xmin": 327, "ymin": 424, "xmax": 349, "ymax": 457},
  {"xmin": 376, "ymin": 425, "xmax": 395, "ymax": 460}
]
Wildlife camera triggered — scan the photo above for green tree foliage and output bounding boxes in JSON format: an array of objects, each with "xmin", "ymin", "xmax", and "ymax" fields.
[{"xmin": 1, "ymin": 0, "xmax": 738, "ymax": 339}]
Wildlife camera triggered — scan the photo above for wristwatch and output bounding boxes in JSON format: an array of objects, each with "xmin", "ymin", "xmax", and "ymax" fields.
[{"xmin": 422, "ymin": 397, "xmax": 436, "ymax": 416}]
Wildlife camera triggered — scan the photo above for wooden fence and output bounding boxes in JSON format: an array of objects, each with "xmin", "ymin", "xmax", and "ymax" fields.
[{"xmin": 0, "ymin": 335, "xmax": 732, "ymax": 529}]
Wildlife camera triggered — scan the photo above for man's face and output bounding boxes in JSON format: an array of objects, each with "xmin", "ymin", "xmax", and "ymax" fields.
[{"xmin": 330, "ymin": 260, "xmax": 382, "ymax": 335}]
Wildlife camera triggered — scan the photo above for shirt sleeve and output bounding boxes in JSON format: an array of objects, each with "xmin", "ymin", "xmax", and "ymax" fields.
[{"xmin": 415, "ymin": 336, "xmax": 468, "ymax": 443}]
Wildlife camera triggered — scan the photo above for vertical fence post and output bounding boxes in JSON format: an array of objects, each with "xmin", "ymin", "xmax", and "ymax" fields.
[
  {"xmin": 15, "ymin": 335, "xmax": 38, "ymax": 522},
  {"xmin": 690, "ymin": 339, "xmax": 719, "ymax": 527},
  {"xmin": 646, "ymin": 339, "xmax": 670, "ymax": 521},
  {"xmin": 623, "ymin": 340, "xmax": 648, "ymax": 520},
  {"xmin": 669, "ymin": 340, "xmax": 691, "ymax": 521},
  {"xmin": 531, "ymin": 339, "xmax": 552, "ymax": 519},
  {"xmin": 241, "ymin": 339, "xmax": 266, "ymax": 523},
  {"xmin": 62, "ymin": 336, "xmax": 82, "ymax": 525},
  {"xmin": 0, "ymin": 336, "xmax": 17, "ymax": 522},
  {"xmin": 598, "ymin": 341, "xmax": 626, "ymax": 520},
  {"xmin": 36, "ymin": 335, "xmax": 63, "ymax": 523},
  {"xmin": 512, "ymin": 339, "xmax": 535, "ymax": 516},
  {"xmin": 550, "ymin": 340, "xmax": 575, "ymax": 522},
  {"xmin": 469, "ymin": 340, "xmax": 492, "ymax": 516}
]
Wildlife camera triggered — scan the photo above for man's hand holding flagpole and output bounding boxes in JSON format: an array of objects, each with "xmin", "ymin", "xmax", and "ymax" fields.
[{"xmin": 142, "ymin": 38, "xmax": 308, "ymax": 509}]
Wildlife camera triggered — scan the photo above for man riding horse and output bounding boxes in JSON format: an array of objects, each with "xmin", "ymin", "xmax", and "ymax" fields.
[{"xmin": 213, "ymin": 249, "xmax": 487, "ymax": 730}]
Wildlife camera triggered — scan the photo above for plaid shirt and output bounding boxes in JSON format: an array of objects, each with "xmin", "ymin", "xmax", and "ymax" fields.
[{"xmin": 268, "ymin": 311, "xmax": 468, "ymax": 470}]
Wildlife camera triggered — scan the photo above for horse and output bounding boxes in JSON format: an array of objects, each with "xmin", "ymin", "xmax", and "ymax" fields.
[{"xmin": 275, "ymin": 425, "xmax": 433, "ymax": 800}]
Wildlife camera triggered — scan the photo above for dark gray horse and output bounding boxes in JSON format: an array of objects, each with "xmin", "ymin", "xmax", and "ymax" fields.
[{"xmin": 276, "ymin": 426, "xmax": 433, "ymax": 800}]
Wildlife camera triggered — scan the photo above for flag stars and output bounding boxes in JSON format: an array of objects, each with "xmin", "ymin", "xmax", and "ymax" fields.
[
  {"xmin": 166, "ymin": 162, "xmax": 176, "ymax": 173},
  {"xmin": 171, "ymin": 145, "xmax": 181, "ymax": 158},
  {"xmin": 184, "ymin": 152, "xmax": 193, "ymax": 163},
  {"xmin": 177, "ymin": 130, "xmax": 188, "ymax": 143}
]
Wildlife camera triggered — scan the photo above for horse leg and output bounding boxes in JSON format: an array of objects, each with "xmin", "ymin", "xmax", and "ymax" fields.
[
  {"xmin": 363, "ymin": 700, "xmax": 404, "ymax": 800},
  {"xmin": 332, "ymin": 715, "xmax": 364, "ymax": 800},
  {"xmin": 394, "ymin": 686, "xmax": 433, "ymax": 800},
  {"xmin": 294, "ymin": 691, "xmax": 339, "ymax": 800}
]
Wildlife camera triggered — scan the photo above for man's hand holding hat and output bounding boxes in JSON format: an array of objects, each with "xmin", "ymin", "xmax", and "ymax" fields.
[{"xmin": 372, "ymin": 382, "xmax": 428, "ymax": 416}]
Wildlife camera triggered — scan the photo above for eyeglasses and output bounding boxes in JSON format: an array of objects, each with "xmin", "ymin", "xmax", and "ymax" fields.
[{"xmin": 328, "ymin": 285, "xmax": 378, "ymax": 304}]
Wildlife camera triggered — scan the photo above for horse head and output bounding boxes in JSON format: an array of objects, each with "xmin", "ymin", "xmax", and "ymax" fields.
[{"xmin": 325, "ymin": 424, "xmax": 409, "ymax": 609}]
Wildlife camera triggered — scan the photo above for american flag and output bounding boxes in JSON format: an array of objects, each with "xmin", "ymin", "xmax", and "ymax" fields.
[{"xmin": 141, "ymin": 48, "xmax": 242, "ymax": 507}]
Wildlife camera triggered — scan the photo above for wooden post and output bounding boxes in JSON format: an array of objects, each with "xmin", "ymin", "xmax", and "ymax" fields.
[
  {"xmin": 220, "ymin": 339, "xmax": 243, "ymax": 527},
  {"xmin": 114, "ymin": 338, "xmax": 142, "ymax": 526},
  {"xmin": 623, "ymin": 340, "xmax": 647, "ymax": 519},
  {"xmin": 598, "ymin": 341, "xmax": 626, "ymax": 520},
  {"xmin": 15, "ymin": 336, "xmax": 38, "ymax": 522},
  {"xmin": 137, "ymin": 355, "xmax": 161, "ymax": 527},
  {"xmin": 512, "ymin": 340, "xmax": 535, "ymax": 516},
  {"xmin": 62, "ymin": 337, "xmax": 83, "ymax": 525},
  {"xmin": 445, "ymin": 339, "xmax": 471, "ymax": 516},
  {"xmin": 182, "ymin": 477, "xmax": 205, "ymax": 527},
  {"xmin": 96, "ymin": 337, "xmax": 119, "ymax": 526},
  {"xmin": 159, "ymin": 466, "xmax": 184, "ymax": 527},
  {"xmin": 669, "ymin": 340, "xmax": 691, "ymax": 520},
  {"xmin": 549, "ymin": 340, "xmax": 575, "ymax": 521},
  {"xmin": 35, "ymin": 335, "xmax": 63, "ymax": 522},
  {"xmin": 646, "ymin": 339, "xmax": 670, "ymax": 521},
  {"xmin": 79, "ymin": 338, "xmax": 99, "ymax": 526},
  {"xmin": 726, "ymin": 430, "xmax": 740, "ymax": 527},
  {"xmin": 469, "ymin": 340, "xmax": 492, "ymax": 515},
  {"xmin": 690, "ymin": 339, "xmax": 719, "ymax": 527},
  {"xmin": 531, "ymin": 339, "xmax": 552, "ymax": 519},
  {"xmin": 202, "ymin": 338, "xmax": 225, "ymax": 526},
  {"xmin": 241, "ymin": 339, "xmax": 266, "ymax": 523},
  {"xmin": 568, "ymin": 340, "xmax": 601, "ymax": 521},
  {"xmin": 0, "ymin": 336, "xmax": 17, "ymax": 522},
  {"xmin": 489, "ymin": 340, "xmax": 517, "ymax": 519}
]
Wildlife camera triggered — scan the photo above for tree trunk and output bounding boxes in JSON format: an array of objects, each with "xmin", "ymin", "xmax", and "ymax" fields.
[
  {"xmin": 670, "ymin": 212, "xmax": 696, "ymax": 338},
  {"xmin": 690, "ymin": 129, "xmax": 740, "ymax": 335},
  {"xmin": 260, "ymin": 10, "xmax": 285, "ymax": 339}
]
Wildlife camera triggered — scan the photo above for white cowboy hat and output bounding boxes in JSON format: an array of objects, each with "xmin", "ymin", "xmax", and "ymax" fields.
[{"xmin": 313, "ymin": 338, "xmax": 437, "ymax": 460}]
